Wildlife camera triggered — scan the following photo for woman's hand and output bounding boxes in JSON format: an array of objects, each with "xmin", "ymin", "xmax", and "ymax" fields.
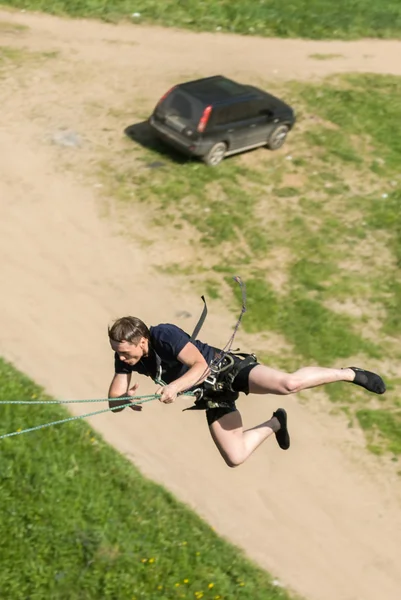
[
  {"xmin": 108, "ymin": 383, "xmax": 142, "ymax": 412},
  {"xmin": 156, "ymin": 383, "xmax": 179, "ymax": 404}
]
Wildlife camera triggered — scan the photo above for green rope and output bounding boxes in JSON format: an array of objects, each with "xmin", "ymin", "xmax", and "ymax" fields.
[
  {"xmin": 0, "ymin": 394, "xmax": 158, "ymax": 405},
  {"xmin": 0, "ymin": 396, "xmax": 157, "ymax": 441},
  {"xmin": 0, "ymin": 388, "xmax": 197, "ymax": 440}
]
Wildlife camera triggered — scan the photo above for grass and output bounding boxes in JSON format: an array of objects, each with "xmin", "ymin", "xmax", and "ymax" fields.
[
  {"xmin": 2, "ymin": 0, "xmax": 401, "ymax": 39},
  {"xmin": 0, "ymin": 357, "xmax": 297, "ymax": 600},
  {"xmin": 233, "ymin": 278, "xmax": 381, "ymax": 364},
  {"xmin": 0, "ymin": 44, "xmax": 29, "ymax": 62},
  {"xmin": 309, "ymin": 54, "xmax": 344, "ymax": 60},
  {"xmin": 0, "ymin": 19, "xmax": 28, "ymax": 31},
  {"xmin": 94, "ymin": 73, "xmax": 401, "ymax": 457},
  {"xmin": 356, "ymin": 408, "xmax": 401, "ymax": 455},
  {"xmin": 0, "ymin": 43, "xmax": 58, "ymax": 72}
]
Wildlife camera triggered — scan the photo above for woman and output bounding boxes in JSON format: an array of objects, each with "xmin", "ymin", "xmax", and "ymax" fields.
[{"xmin": 107, "ymin": 316, "xmax": 386, "ymax": 468}]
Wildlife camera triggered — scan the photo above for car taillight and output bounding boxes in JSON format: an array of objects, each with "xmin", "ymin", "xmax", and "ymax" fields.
[
  {"xmin": 157, "ymin": 86, "xmax": 176, "ymax": 107},
  {"xmin": 197, "ymin": 106, "xmax": 212, "ymax": 133}
]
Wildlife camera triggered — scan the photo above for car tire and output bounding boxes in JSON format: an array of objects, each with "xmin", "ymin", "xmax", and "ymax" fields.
[
  {"xmin": 203, "ymin": 142, "xmax": 227, "ymax": 166},
  {"xmin": 267, "ymin": 124, "xmax": 289, "ymax": 150}
]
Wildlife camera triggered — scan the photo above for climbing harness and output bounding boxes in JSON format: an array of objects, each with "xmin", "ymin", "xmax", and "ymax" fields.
[
  {"xmin": 183, "ymin": 350, "xmax": 258, "ymax": 411},
  {"xmin": 205, "ymin": 352, "xmax": 258, "ymax": 394}
]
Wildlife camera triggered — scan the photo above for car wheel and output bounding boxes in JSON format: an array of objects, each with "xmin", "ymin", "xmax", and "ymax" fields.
[
  {"xmin": 203, "ymin": 142, "xmax": 227, "ymax": 166},
  {"xmin": 267, "ymin": 125, "xmax": 289, "ymax": 150}
]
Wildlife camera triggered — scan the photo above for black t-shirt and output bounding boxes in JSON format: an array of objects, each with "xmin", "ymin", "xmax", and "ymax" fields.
[{"xmin": 114, "ymin": 323, "xmax": 217, "ymax": 385}]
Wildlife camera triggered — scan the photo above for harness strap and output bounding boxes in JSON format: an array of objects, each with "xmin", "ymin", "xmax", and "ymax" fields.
[
  {"xmin": 223, "ymin": 353, "xmax": 258, "ymax": 391},
  {"xmin": 190, "ymin": 295, "xmax": 207, "ymax": 342},
  {"xmin": 183, "ymin": 397, "xmax": 235, "ymax": 411}
]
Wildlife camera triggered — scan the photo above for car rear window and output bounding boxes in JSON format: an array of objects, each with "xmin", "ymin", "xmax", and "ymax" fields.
[
  {"xmin": 183, "ymin": 77, "xmax": 248, "ymax": 101},
  {"xmin": 157, "ymin": 89, "xmax": 205, "ymax": 124}
]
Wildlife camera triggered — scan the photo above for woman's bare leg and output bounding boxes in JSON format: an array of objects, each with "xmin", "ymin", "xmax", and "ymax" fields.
[
  {"xmin": 248, "ymin": 365, "xmax": 355, "ymax": 395},
  {"xmin": 209, "ymin": 410, "xmax": 281, "ymax": 468}
]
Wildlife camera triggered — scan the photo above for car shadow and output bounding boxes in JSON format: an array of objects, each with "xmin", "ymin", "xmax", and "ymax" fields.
[{"xmin": 124, "ymin": 121, "xmax": 192, "ymax": 165}]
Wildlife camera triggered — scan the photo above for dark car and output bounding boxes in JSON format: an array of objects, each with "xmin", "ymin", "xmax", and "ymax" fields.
[{"xmin": 148, "ymin": 75, "xmax": 295, "ymax": 166}]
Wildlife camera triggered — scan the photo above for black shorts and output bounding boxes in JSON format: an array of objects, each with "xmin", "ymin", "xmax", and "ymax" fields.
[{"xmin": 206, "ymin": 355, "xmax": 259, "ymax": 426}]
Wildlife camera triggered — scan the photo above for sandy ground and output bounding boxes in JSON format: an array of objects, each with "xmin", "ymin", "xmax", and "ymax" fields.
[{"xmin": 1, "ymin": 9, "xmax": 401, "ymax": 600}]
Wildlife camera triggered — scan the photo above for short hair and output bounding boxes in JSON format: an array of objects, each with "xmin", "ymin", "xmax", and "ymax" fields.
[{"xmin": 108, "ymin": 316, "xmax": 150, "ymax": 344}]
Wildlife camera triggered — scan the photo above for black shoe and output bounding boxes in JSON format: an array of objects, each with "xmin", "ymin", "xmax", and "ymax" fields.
[
  {"xmin": 272, "ymin": 408, "xmax": 290, "ymax": 450},
  {"xmin": 348, "ymin": 367, "xmax": 386, "ymax": 395}
]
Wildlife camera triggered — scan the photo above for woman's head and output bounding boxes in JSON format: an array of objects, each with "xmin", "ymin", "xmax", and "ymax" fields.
[
  {"xmin": 108, "ymin": 316, "xmax": 150, "ymax": 365},
  {"xmin": 108, "ymin": 316, "xmax": 150, "ymax": 344}
]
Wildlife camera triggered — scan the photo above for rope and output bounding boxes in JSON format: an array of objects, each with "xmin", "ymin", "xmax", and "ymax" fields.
[
  {"xmin": 0, "ymin": 396, "xmax": 158, "ymax": 441},
  {"xmin": 215, "ymin": 275, "xmax": 247, "ymax": 357},
  {"xmin": 0, "ymin": 394, "xmax": 158, "ymax": 405},
  {"xmin": 0, "ymin": 389, "xmax": 196, "ymax": 440}
]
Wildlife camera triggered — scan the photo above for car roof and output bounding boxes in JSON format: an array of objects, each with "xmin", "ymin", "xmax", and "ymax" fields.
[{"xmin": 179, "ymin": 75, "xmax": 259, "ymax": 104}]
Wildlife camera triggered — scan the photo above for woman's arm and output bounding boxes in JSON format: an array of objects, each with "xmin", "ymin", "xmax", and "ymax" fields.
[
  {"xmin": 156, "ymin": 342, "xmax": 209, "ymax": 403},
  {"xmin": 108, "ymin": 372, "xmax": 132, "ymax": 398},
  {"xmin": 108, "ymin": 372, "xmax": 142, "ymax": 412}
]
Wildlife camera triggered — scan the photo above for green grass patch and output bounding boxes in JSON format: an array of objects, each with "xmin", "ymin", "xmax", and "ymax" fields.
[
  {"xmin": 356, "ymin": 408, "xmax": 401, "ymax": 455},
  {"xmin": 232, "ymin": 277, "xmax": 381, "ymax": 364},
  {"xmin": 0, "ymin": 19, "xmax": 28, "ymax": 31},
  {"xmin": 382, "ymin": 280, "xmax": 401, "ymax": 335},
  {"xmin": 0, "ymin": 43, "xmax": 59, "ymax": 71},
  {"xmin": 100, "ymin": 154, "xmax": 271, "ymax": 258},
  {"xmin": 297, "ymin": 74, "xmax": 401, "ymax": 172},
  {"xmin": 0, "ymin": 44, "xmax": 28, "ymax": 62},
  {"xmin": 3, "ymin": 0, "xmax": 401, "ymax": 39},
  {"xmin": 309, "ymin": 53, "xmax": 344, "ymax": 60},
  {"xmin": 304, "ymin": 127, "xmax": 363, "ymax": 164},
  {"xmin": 0, "ymin": 357, "xmax": 296, "ymax": 600}
]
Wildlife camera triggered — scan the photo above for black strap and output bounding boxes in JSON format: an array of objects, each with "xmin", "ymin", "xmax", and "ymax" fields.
[
  {"xmin": 190, "ymin": 295, "xmax": 208, "ymax": 342},
  {"xmin": 225, "ymin": 354, "xmax": 257, "ymax": 388}
]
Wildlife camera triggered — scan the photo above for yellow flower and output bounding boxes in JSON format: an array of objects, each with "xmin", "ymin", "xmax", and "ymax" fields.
[
  {"xmin": 183, "ymin": 579, "xmax": 189, "ymax": 584},
  {"xmin": 238, "ymin": 582, "xmax": 245, "ymax": 587},
  {"xmin": 175, "ymin": 583, "xmax": 180, "ymax": 587},
  {"xmin": 148, "ymin": 557, "xmax": 155, "ymax": 564},
  {"xmin": 214, "ymin": 596, "xmax": 221, "ymax": 600},
  {"xmin": 157, "ymin": 585, "xmax": 163, "ymax": 590},
  {"xmin": 195, "ymin": 593, "xmax": 204, "ymax": 599},
  {"xmin": 208, "ymin": 583, "xmax": 214, "ymax": 589},
  {"xmin": 141, "ymin": 558, "xmax": 147, "ymax": 563}
]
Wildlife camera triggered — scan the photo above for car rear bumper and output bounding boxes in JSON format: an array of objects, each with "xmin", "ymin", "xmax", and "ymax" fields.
[{"xmin": 148, "ymin": 116, "xmax": 210, "ymax": 158}]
